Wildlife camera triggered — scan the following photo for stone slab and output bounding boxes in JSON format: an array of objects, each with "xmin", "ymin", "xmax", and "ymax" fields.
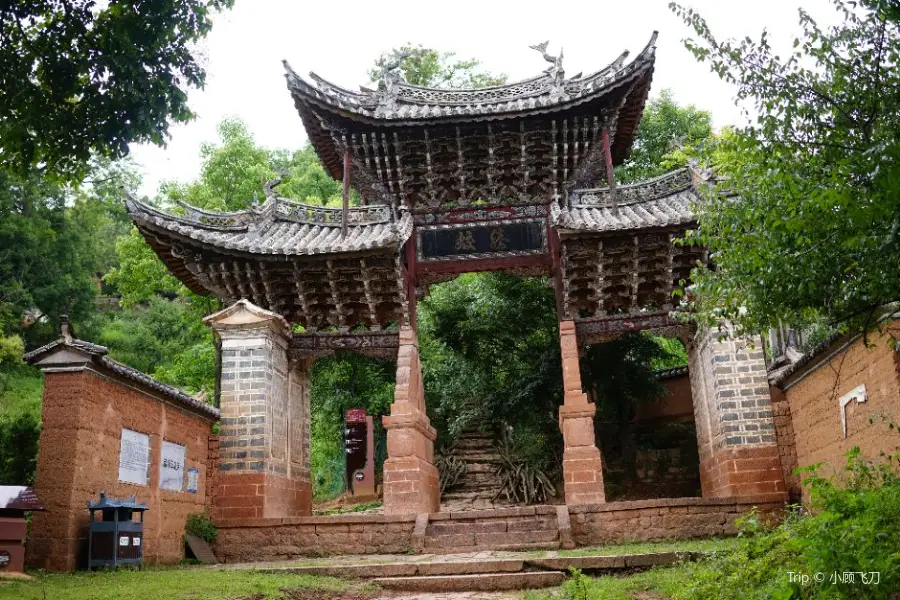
[{"xmin": 373, "ymin": 571, "xmax": 566, "ymax": 592}]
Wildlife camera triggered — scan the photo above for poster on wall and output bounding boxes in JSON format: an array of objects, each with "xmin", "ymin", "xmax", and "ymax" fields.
[
  {"xmin": 118, "ymin": 429, "xmax": 150, "ymax": 486},
  {"xmin": 160, "ymin": 441, "xmax": 186, "ymax": 492},
  {"xmin": 186, "ymin": 468, "xmax": 199, "ymax": 493}
]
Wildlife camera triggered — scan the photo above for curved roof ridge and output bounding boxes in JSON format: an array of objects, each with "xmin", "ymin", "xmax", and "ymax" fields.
[{"xmin": 283, "ymin": 31, "xmax": 658, "ymax": 118}]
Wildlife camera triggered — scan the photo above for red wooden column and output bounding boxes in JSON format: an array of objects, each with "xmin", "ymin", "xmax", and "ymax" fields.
[{"xmin": 559, "ymin": 321, "xmax": 606, "ymax": 505}]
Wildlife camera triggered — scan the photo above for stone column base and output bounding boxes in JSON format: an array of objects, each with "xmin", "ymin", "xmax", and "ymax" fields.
[
  {"xmin": 212, "ymin": 473, "xmax": 311, "ymax": 520},
  {"xmin": 560, "ymin": 403, "xmax": 606, "ymax": 505},
  {"xmin": 699, "ymin": 446, "xmax": 787, "ymax": 497},
  {"xmin": 382, "ymin": 456, "xmax": 440, "ymax": 515}
]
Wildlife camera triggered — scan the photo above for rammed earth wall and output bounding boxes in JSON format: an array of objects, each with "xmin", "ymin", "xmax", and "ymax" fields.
[
  {"xmin": 27, "ymin": 370, "xmax": 215, "ymax": 571},
  {"xmin": 774, "ymin": 322, "xmax": 900, "ymax": 501}
]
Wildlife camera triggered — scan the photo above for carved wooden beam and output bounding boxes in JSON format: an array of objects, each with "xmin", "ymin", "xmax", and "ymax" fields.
[
  {"xmin": 575, "ymin": 311, "xmax": 691, "ymax": 346},
  {"xmin": 289, "ymin": 331, "xmax": 400, "ymax": 360}
]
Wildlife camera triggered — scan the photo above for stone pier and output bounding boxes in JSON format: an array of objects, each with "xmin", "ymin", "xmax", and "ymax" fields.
[
  {"xmin": 205, "ymin": 300, "xmax": 311, "ymax": 519},
  {"xmin": 688, "ymin": 326, "xmax": 787, "ymax": 497},
  {"xmin": 382, "ymin": 326, "xmax": 440, "ymax": 515},
  {"xmin": 558, "ymin": 320, "xmax": 606, "ymax": 505}
]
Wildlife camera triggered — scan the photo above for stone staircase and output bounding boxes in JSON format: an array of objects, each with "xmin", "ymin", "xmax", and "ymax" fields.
[
  {"xmin": 422, "ymin": 506, "xmax": 564, "ymax": 554},
  {"xmin": 441, "ymin": 430, "xmax": 505, "ymax": 509},
  {"xmin": 256, "ymin": 549, "xmax": 695, "ymax": 592}
]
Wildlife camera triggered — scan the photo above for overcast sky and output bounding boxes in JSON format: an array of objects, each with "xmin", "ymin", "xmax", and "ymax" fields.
[{"xmin": 129, "ymin": 0, "xmax": 837, "ymax": 197}]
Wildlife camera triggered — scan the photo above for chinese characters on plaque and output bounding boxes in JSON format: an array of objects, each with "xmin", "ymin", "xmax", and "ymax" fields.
[{"xmin": 421, "ymin": 221, "xmax": 545, "ymax": 261}]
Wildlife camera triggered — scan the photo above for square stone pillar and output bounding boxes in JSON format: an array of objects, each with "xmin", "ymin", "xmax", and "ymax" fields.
[
  {"xmin": 559, "ymin": 320, "xmax": 606, "ymax": 505},
  {"xmin": 688, "ymin": 325, "xmax": 787, "ymax": 497},
  {"xmin": 205, "ymin": 300, "xmax": 311, "ymax": 519},
  {"xmin": 382, "ymin": 326, "xmax": 440, "ymax": 515}
]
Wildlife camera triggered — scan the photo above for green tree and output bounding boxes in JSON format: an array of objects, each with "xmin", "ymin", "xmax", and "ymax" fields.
[
  {"xmin": 0, "ymin": 1, "xmax": 235, "ymax": 181},
  {"xmin": 617, "ymin": 89, "xmax": 713, "ymax": 184},
  {"xmin": 671, "ymin": 0, "xmax": 900, "ymax": 335},
  {"xmin": 0, "ymin": 169, "xmax": 98, "ymax": 346},
  {"xmin": 163, "ymin": 118, "xmax": 276, "ymax": 212},
  {"xmin": 369, "ymin": 45, "xmax": 506, "ymax": 88}
]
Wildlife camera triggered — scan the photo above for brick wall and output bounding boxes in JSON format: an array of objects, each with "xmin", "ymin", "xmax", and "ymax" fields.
[
  {"xmin": 777, "ymin": 324, "xmax": 900, "ymax": 499},
  {"xmin": 214, "ymin": 514, "xmax": 418, "ymax": 561},
  {"xmin": 210, "ymin": 495, "xmax": 787, "ymax": 563},
  {"xmin": 570, "ymin": 494, "xmax": 786, "ymax": 545},
  {"xmin": 769, "ymin": 386, "xmax": 801, "ymax": 501},
  {"xmin": 27, "ymin": 371, "xmax": 214, "ymax": 571}
]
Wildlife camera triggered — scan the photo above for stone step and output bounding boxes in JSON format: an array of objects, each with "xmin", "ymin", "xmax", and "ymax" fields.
[
  {"xmin": 461, "ymin": 462, "xmax": 499, "ymax": 474},
  {"xmin": 258, "ymin": 558, "xmax": 525, "ymax": 579},
  {"xmin": 453, "ymin": 451, "xmax": 502, "ymax": 462},
  {"xmin": 373, "ymin": 571, "xmax": 566, "ymax": 592},
  {"xmin": 441, "ymin": 489, "xmax": 500, "ymax": 501},
  {"xmin": 424, "ymin": 529, "xmax": 559, "ymax": 551}
]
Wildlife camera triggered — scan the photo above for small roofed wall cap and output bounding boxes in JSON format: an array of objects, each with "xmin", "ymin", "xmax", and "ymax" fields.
[
  {"xmin": 23, "ymin": 315, "xmax": 220, "ymax": 420},
  {"xmin": 203, "ymin": 299, "xmax": 292, "ymax": 339},
  {"xmin": 88, "ymin": 492, "xmax": 148, "ymax": 511},
  {"xmin": 0, "ymin": 486, "xmax": 45, "ymax": 512}
]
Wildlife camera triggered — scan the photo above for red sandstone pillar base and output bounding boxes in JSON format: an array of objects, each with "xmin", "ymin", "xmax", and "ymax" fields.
[
  {"xmin": 558, "ymin": 321, "xmax": 606, "ymax": 505},
  {"xmin": 699, "ymin": 446, "xmax": 787, "ymax": 497},
  {"xmin": 382, "ymin": 327, "xmax": 440, "ymax": 515},
  {"xmin": 560, "ymin": 404, "xmax": 606, "ymax": 505}
]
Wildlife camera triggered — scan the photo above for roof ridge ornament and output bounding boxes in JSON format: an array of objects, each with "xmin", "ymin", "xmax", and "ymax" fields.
[
  {"xmin": 529, "ymin": 41, "xmax": 565, "ymax": 84},
  {"xmin": 375, "ymin": 49, "xmax": 412, "ymax": 117}
]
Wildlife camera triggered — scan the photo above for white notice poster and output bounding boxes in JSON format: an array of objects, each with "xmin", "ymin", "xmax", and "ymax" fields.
[
  {"xmin": 160, "ymin": 441, "xmax": 186, "ymax": 492},
  {"xmin": 118, "ymin": 429, "xmax": 150, "ymax": 486}
]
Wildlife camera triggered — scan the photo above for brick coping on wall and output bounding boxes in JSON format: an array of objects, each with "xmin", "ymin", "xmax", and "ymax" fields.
[{"xmin": 215, "ymin": 494, "xmax": 788, "ymax": 529}]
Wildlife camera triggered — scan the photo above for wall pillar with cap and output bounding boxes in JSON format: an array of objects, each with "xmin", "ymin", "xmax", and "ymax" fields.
[
  {"xmin": 205, "ymin": 300, "xmax": 311, "ymax": 520},
  {"xmin": 688, "ymin": 325, "xmax": 787, "ymax": 498}
]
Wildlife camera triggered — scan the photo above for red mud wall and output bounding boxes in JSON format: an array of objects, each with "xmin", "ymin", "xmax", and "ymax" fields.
[
  {"xmin": 27, "ymin": 371, "xmax": 214, "ymax": 571},
  {"xmin": 779, "ymin": 325, "xmax": 900, "ymax": 500}
]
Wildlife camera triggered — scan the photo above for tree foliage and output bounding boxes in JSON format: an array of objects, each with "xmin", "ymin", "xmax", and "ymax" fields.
[
  {"xmin": 0, "ymin": 0, "xmax": 235, "ymax": 181},
  {"xmin": 617, "ymin": 89, "xmax": 713, "ymax": 184},
  {"xmin": 369, "ymin": 45, "xmax": 506, "ymax": 88},
  {"xmin": 671, "ymin": 0, "xmax": 900, "ymax": 335}
]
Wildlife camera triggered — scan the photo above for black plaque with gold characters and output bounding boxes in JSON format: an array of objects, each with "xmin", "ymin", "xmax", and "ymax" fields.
[{"xmin": 419, "ymin": 220, "xmax": 546, "ymax": 261}]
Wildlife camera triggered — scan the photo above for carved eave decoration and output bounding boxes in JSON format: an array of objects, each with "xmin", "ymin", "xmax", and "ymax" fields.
[
  {"xmin": 123, "ymin": 188, "xmax": 412, "ymax": 331},
  {"xmin": 554, "ymin": 167, "xmax": 709, "ymax": 323}
]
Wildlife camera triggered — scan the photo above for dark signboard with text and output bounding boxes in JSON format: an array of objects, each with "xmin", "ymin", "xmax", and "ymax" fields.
[{"xmin": 419, "ymin": 220, "xmax": 545, "ymax": 261}]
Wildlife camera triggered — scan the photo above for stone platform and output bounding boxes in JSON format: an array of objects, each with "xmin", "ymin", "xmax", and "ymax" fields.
[{"xmin": 212, "ymin": 493, "xmax": 786, "ymax": 563}]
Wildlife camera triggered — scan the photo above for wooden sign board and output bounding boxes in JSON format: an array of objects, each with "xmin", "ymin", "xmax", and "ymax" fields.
[{"xmin": 184, "ymin": 534, "xmax": 217, "ymax": 564}]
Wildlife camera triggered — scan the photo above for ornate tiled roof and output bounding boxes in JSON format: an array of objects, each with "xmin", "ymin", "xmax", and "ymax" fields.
[
  {"xmin": 124, "ymin": 188, "xmax": 413, "ymax": 257},
  {"xmin": 284, "ymin": 33, "xmax": 657, "ymax": 122},
  {"xmin": 24, "ymin": 336, "xmax": 220, "ymax": 420},
  {"xmin": 552, "ymin": 168, "xmax": 698, "ymax": 233}
]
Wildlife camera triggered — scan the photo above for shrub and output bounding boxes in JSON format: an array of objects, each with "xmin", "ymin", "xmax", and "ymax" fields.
[
  {"xmin": 667, "ymin": 447, "xmax": 900, "ymax": 600},
  {"xmin": 185, "ymin": 510, "xmax": 218, "ymax": 543},
  {"xmin": 494, "ymin": 436, "xmax": 556, "ymax": 505}
]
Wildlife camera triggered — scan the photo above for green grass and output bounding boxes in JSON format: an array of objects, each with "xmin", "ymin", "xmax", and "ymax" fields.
[
  {"xmin": 0, "ymin": 567, "xmax": 363, "ymax": 600},
  {"xmin": 0, "ymin": 367, "xmax": 42, "ymax": 419},
  {"xmin": 556, "ymin": 536, "xmax": 740, "ymax": 557},
  {"xmin": 524, "ymin": 564, "xmax": 696, "ymax": 600}
]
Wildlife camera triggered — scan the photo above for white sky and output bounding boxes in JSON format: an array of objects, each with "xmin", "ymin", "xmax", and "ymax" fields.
[{"xmin": 129, "ymin": 0, "xmax": 837, "ymax": 197}]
